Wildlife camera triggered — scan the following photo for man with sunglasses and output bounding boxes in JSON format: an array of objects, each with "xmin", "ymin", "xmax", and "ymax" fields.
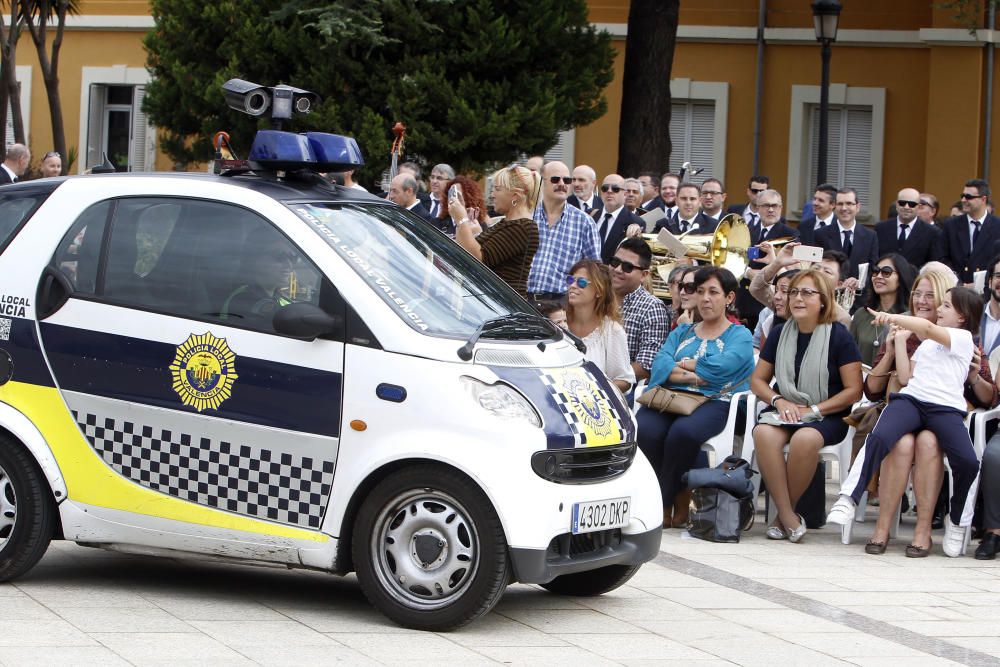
[
  {"xmin": 568, "ymin": 165, "xmax": 603, "ymax": 216},
  {"xmin": 941, "ymin": 178, "xmax": 1000, "ymax": 284},
  {"xmin": 726, "ymin": 175, "xmax": 770, "ymax": 231},
  {"xmin": 875, "ymin": 187, "xmax": 943, "ymax": 268},
  {"xmin": 527, "ymin": 161, "xmax": 601, "ymax": 302},
  {"xmin": 592, "ymin": 174, "xmax": 643, "ymax": 264},
  {"xmin": 609, "ymin": 237, "xmax": 669, "ymax": 389}
]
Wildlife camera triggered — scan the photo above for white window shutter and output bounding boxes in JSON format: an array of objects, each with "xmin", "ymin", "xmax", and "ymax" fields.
[
  {"xmin": 669, "ymin": 101, "xmax": 715, "ymax": 184},
  {"xmin": 86, "ymin": 84, "xmax": 105, "ymax": 169},
  {"xmin": 4, "ymin": 100, "xmax": 12, "ymax": 147},
  {"xmin": 808, "ymin": 106, "xmax": 843, "ymax": 190},
  {"xmin": 543, "ymin": 129, "xmax": 575, "ymax": 166},
  {"xmin": 130, "ymin": 85, "xmax": 154, "ymax": 172},
  {"xmin": 844, "ymin": 108, "xmax": 873, "ymax": 213},
  {"xmin": 669, "ymin": 102, "xmax": 688, "ymax": 174}
]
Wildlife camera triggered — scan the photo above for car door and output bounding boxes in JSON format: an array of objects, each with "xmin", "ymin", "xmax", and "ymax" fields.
[{"xmin": 36, "ymin": 195, "xmax": 345, "ymax": 536}]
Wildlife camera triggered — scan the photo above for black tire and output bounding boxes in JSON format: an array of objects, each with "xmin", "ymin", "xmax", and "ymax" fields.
[
  {"xmin": 352, "ymin": 464, "xmax": 510, "ymax": 631},
  {"xmin": 0, "ymin": 438, "xmax": 54, "ymax": 581},
  {"xmin": 540, "ymin": 564, "xmax": 640, "ymax": 596}
]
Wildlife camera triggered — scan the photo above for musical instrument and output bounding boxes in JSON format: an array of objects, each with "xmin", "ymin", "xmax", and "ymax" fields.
[
  {"xmin": 388, "ymin": 121, "xmax": 406, "ymax": 181},
  {"xmin": 678, "ymin": 161, "xmax": 705, "ymax": 182},
  {"xmin": 643, "ymin": 213, "xmax": 752, "ymax": 299}
]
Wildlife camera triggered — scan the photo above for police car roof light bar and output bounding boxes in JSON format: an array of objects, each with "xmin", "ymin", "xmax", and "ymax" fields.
[{"xmin": 242, "ymin": 130, "xmax": 365, "ymax": 175}]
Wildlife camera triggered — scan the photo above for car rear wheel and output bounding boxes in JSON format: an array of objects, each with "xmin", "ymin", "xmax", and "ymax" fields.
[
  {"xmin": 0, "ymin": 439, "xmax": 54, "ymax": 581},
  {"xmin": 352, "ymin": 465, "xmax": 510, "ymax": 631},
  {"xmin": 540, "ymin": 564, "xmax": 640, "ymax": 596}
]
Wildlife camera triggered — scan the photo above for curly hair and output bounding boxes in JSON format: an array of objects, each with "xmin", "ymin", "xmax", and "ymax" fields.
[{"xmin": 438, "ymin": 175, "xmax": 487, "ymax": 223}]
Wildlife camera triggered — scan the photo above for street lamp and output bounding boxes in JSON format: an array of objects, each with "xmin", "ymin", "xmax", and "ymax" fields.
[{"xmin": 812, "ymin": 0, "xmax": 841, "ymax": 186}]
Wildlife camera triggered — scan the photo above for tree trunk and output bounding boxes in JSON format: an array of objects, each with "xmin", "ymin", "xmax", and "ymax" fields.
[
  {"xmin": 616, "ymin": 0, "xmax": 679, "ymax": 176},
  {"xmin": 27, "ymin": 0, "xmax": 69, "ymax": 171}
]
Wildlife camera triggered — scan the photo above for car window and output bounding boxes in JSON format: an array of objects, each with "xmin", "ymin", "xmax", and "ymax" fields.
[
  {"xmin": 53, "ymin": 201, "xmax": 112, "ymax": 294},
  {"xmin": 97, "ymin": 197, "xmax": 325, "ymax": 335},
  {"xmin": 0, "ymin": 190, "xmax": 51, "ymax": 254},
  {"xmin": 291, "ymin": 202, "xmax": 527, "ymax": 337}
]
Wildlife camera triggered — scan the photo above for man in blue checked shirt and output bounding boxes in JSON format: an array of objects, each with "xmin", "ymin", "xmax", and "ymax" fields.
[{"xmin": 527, "ymin": 160, "xmax": 601, "ymax": 302}]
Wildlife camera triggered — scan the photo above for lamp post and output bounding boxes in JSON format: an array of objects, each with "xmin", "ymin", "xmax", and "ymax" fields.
[{"xmin": 812, "ymin": 0, "xmax": 841, "ymax": 186}]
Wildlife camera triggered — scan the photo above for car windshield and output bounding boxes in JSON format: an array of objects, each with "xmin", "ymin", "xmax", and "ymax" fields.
[{"xmin": 290, "ymin": 202, "xmax": 532, "ymax": 337}]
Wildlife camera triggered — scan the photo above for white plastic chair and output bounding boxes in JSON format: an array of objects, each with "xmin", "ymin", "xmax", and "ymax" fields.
[{"xmin": 700, "ymin": 390, "xmax": 749, "ymax": 466}]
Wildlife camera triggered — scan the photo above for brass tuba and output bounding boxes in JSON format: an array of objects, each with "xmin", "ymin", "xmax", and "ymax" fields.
[{"xmin": 643, "ymin": 213, "xmax": 752, "ymax": 299}]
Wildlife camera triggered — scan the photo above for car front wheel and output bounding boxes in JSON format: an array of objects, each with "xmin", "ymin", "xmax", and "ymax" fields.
[{"xmin": 352, "ymin": 465, "xmax": 510, "ymax": 631}]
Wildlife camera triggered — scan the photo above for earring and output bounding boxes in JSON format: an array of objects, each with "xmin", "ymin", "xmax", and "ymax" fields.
[{"xmin": 512, "ymin": 198, "xmax": 519, "ymax": 207}]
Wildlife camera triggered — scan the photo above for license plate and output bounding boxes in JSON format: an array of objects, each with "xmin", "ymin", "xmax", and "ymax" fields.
[{"xmin": 571, "ymin": 497, "xmax": 630, "ymax": 534}]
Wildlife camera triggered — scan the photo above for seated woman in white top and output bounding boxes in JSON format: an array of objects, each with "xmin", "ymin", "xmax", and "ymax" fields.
[{"xmin": 565, "ymin": 259, "xmax": 635, "ymax": 392}]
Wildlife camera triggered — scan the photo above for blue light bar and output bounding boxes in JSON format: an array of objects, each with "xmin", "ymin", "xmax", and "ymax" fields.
[{"xmin": 248, "ymin": 130, "xmax": 365, "ymax": 173}]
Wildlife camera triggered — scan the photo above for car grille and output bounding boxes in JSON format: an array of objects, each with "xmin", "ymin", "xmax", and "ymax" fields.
[
  {"xmin": 547, "ymin": 529, "xmax": 623, "ymax": 560},
  {"xmin": 531, "ymin": 442, "xmax": 636, "ymax": 484}
]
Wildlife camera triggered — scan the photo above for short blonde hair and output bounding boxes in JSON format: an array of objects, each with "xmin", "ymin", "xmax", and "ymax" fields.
[
  {"xmin": 911, "ymin": 270, "xmax": 952, "ymax": 313},
  {"xmin": 492, "ymin": 165, "xmax": 541, "ymax": 210},
  {"xmin": 789, "ymin": 268, "xmax": 837, "ymax": 324}
]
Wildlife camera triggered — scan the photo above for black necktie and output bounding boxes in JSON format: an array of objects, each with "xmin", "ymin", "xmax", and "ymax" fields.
[
  {"xmin": 898, "ymin": 223, "xmax": 909, "ymax": 248},
  {"xmin": 582, "ymin": 202, "xmax": 589, "ymax": 214},
  {"xmin": 973, "ymin": 220, "xmax": 982, "ymax": 246},
  {"xmin": 748, "ymin": 213, "xmax": 760, "ymax": 243},
  {"xmin": 429, "ymin": 199, "xmax": 439, "ymax": 218},
  {"xmin": 842, "ymin": 229, "xmax": 853, "ymax": 256},
  {"xmin": 680, "ymin": 219, "xmax": 690, "ymax": 234},
  {"xmin": 600, "ymin": 212, "xmax": 612, "ymax": 240}
]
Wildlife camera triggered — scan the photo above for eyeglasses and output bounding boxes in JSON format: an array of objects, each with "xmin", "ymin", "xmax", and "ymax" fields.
[
  {"xmin": 759, "ymin": 202, "xmax": 781, "ymax": 210},
  {"xmin": 608, "ymin": 256, "xmax": 648, "ymax": 273},
  {"xmin": 961, "ymin": 193, "xmax": 984, "ymax": 200},
  {"xmin": 566, "ymin": 276, "xmax": 591, "ymax": 289},
  {"xmin": 600, "ymin": 184, "xmax": 623, "ymax": 193},
  {"xmin": 896, "ymin": 200, "xmax": 919, "ymax": 208},
  {"xmin": 749, "ymin": 187, "xmax": 766, "ymax": 194},
  {"xmin": 918, "ymin": 200, "xmax": 933, "ymax": 207},
  {"xmin": 871, "ymin": 266, "xmax": 897, "ymax": 277},
  {"xmin": 788, "ymin": 287, "xmax": 821, "ymax": 298},
  {"xmin": 911, "ymin": 290, "xmax": 935, "ymax": 301},
  {"xmin": 701, "ymin": 190, "xmax": 723, "ymax": 196},
  {"xmin": 549, "ymin": 176, "xmax": 572, "ymax": 185},
  {"xmin": 680, "ymin": 282, "xmax": 697, "ymax": 294},
  {"xmin": 42, "ymin": 151, "xmax": 60, "ymax": 160}
]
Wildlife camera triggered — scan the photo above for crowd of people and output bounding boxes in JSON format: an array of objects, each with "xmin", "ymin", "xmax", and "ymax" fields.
[{"xmin": 383, "ymin": 157, "xmax": 1000, "ymax": 560}]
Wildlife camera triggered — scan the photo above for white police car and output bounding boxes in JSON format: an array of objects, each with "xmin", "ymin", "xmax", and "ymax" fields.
[{"xmin": 0, "ymin": 129, "xmax": 661, "ymax": 631}]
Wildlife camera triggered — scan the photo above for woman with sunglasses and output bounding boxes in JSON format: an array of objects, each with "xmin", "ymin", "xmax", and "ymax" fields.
[
  {"xmin": 752, "ymin": 269, "xmax": 864, "ymax": 542},
  {"xmin": 637, "ymin": 266, "xmax": 755, "ymax": 528},
  {"xmin": 833, "ymin": 270, "xmax": 996, "ymax": 555},
  {"xmin": 671, "ymin": 265, "xmax": 700, "ymax": 329},
  {"xmin": 849, "ymin": 254, "xmax": 917, "ymax": 366},
  {"xmin": 450, "ymin": 165, "xmax": 539, "ymax": 297},
  {"xmin": 565, "ymin": 259, "xmax": 634, "ymax": 392},
  {"xmin": 40, "ymin": 151, "xmax": 62, "ymax": 178}
]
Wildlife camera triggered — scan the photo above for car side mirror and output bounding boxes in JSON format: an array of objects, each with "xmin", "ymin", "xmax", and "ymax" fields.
[{"xmin": 273, "ymin": 302, "xmax": 344, "ymax": 340}]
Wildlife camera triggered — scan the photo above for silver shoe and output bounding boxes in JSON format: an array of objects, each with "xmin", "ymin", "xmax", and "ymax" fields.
[
  {"xmin": 788, "ymin": 514, "xmax": 807, "ymax": 543},
  {"xmin": 766, "ymin": 525, "xmax": 788, "ymax": 540}
]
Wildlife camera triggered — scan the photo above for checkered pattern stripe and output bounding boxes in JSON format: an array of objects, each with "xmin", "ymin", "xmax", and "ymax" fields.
[
  {"xmin": 74, "ymin": 411, "xmax": 335, "ymax": 529},
  {"xmin": 539, "ymin": 373, "xmax": 627, "ymax": 446}
]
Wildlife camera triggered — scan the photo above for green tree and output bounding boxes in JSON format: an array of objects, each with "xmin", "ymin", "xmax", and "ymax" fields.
[{"xmin": 144, "ymin": 0, "xmax": 614, "ymax": 181}]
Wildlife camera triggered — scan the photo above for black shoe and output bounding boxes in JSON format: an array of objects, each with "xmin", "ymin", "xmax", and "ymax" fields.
[{"xmin": 975, "ymin": 533, "xmax": 1000, "ymax": 560}]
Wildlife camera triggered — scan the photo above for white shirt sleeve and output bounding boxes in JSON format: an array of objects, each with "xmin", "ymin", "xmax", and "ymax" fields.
[
  {"xmin": 603, "ymin": 321, "xmax": 636, "ymax": 385},
  {"xmin": 948, "ymin": 328, "xmax": 975, "ymax": 364}
]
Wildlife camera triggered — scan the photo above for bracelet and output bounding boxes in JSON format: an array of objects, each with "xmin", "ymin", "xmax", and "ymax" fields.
[
  {"xmin": 811, "ymin": 404, "xmax": 822, "ymax": 417},
  {"xmin": 457, "ymin": 218, "xmax": 471, "ymax": 226},
  {"xmin": 770, "ymin": 394, "xmax": 782, "ymax": 407}
]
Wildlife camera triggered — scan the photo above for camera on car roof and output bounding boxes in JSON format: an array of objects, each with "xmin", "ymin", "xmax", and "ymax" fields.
[{"xmin": 222, "ymin": 79, "xmax": 319, "ymax": 121}]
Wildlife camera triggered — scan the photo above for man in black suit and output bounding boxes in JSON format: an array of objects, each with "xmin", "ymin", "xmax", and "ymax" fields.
[
  {"xmin": 700, "ymin": 177, "xmax": 728, "ymax": 225},
  {"xmin": 638, "ymin": 172, "xmax": 660, "ymax": 211},
  {"xmin": 654, "ymin": 182, "xmax": 717, "ymax": 235},
  {"xmin": 941, "ymin": 178, "xmax": 1000, "ymax": 284},
  {"xmin": 875, "ymin": 186, "xmax": 943, "ymax": 269},
  {"xmin": 388, "ymin": 173, "xmax": 435, "ymax": 224},
  {"xmin": 815, "ymin": 186, "xmax": 879, "ymax": 279},
  {"xmin": 593, "ymin": 174, "xmax": 643, "ymax": 263},
  {"xmin": 727, "ymin": 175, "xmax": 770, "ymax": 232},
  {"xmin": 568, "ymin": 164, "xmax": 603, "ymax": 216},
  {"xmin": 738, "ymin": 188, "xmax": 799, "ymax": 329},
  {"xmin": 0, "ymin": 144, "xmax": 29, "ymax": 184},
  {"xmin": 645, "ymin": 172, "xmax": 680, "ymax": 220},
  {"xmin": 623, "ymin": 178, "xmax": 647, "ymax": 215},
  {"xmin": 797, "ymin": 183, "xmax": 838, "ymax": 245},
  {"xmin": 398, "ymin": 161, "xmax": 431, "ymax": 209}
]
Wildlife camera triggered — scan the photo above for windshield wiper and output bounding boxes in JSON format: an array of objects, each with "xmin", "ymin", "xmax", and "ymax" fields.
[{"xmin": 457, "ymin": 312, "xmax": 584, "ymax": 360}]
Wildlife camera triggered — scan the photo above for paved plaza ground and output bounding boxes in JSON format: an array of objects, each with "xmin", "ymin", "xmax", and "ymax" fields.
[{"xmin": 2, "ymin": 503, "xmax": 1000, "ymax": 666}]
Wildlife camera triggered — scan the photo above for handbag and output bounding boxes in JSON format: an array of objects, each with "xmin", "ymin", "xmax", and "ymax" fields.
[
  {"xmin": 684, "ymin": 456, "xmax": 756, "ymax": 543},
  {"xmin": 636, "ymin": 385, "xmax": 708, "ymax": 416}
]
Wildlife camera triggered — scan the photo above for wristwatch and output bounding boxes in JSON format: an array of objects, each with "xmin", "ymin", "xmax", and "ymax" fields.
[{"xmin": 810, "ymin": 404, "xmax": 821, "ymax": 417}]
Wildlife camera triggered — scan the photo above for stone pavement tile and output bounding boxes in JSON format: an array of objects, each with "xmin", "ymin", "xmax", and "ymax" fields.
[
  {"xmin": 244, "ymin": 644, "xmax": 381, "ymax": 666},
  {"xmin": 473, "ymin": 645, "xmax": 620, "ymax": 666},
  {"xmin": 143, "ymin": 593, "xmax": 288, "ymax": 621},
  {"xmin": 953, "ymin": 578, "xmax": 1000, "ymax": 593},
  {"xmin": 492, "ymin": 584, "xmax": 589, "ymax": 611},
  {"xmin": 497, "ymin": 608, "xmax": 649, "ymax": 634},
  {"xmin": 892, "ymin": 620, "xmax": 1000, "ymax": 637},
  {"xmin": 935, "ymin": 591, "xmax": 1000, "ymax": 606},
  {"xmin": 710, "ymin": 608, "xmax": 847, "ymax": 634},
  {"xmin": 834, "ymin": 578, "xmax": 981, "ymax": 593},
  {"xmin": 441, "ymin": 613, "xmax": 569, "ymax": 647},
  {"xmin": 754, "ymin": 578, "xmax": 850, "ymax": 592},
  {"xmin": 631, "ymin": 617, "xmax": 760, "ymax": 642},
  {"xmin": 838, "ymin": 605, "xmax": 948, "ymax": 622},
  {"xmin": 947, "ymin": 636, "xmax": 1000, "ymax": 657},
  {"xmin": 0, "ymin": 596, "xmax": 60, "ymax": 620},
  {"xmin": 799, "ymin": 591, "xmax": 962, "ymax": 607},
  {"xmin": 689, "ymin": 633, "xmax": 853, "ymax": 666},
  {"xmin": 846, "ymin": 658, "xmax": 965, "ymax": 667},
  {"xmin": 90, "ymin": 632, "xmax": 255, "ymax": 666},
  {"xmin": 0, "ymin": 619, "xmax": 97, "ymax": 647},
  {"xmin": 769, "ymin": 631, "xmax": 927, "ymax": 658},
  {"xmin": 0, "ymin": 646, "xmax": 132, "ymax": 666},
  {"xmin": 630, "ymin": 568, "xmax": 725, "ymax": 589},
  {"xmin": 335, "ymin": 632, "xmax": 496, "ymax": 665},
  {"xmin": 0, "ymin": 583, "xmax": 23, "ymax": 597},
  {"xmin": 188, "ymin": 620, "xmax": 341, "ymax": 648},
  {"xmin": 555, "ymin": 632, "xmax": 718, "ymax": 661},
  {"xmin": 646, "ymin": 587, "xmax": 781, "ymax": 610},
  {"xmin": 272, "ymin": 602, "xmax": 420, "ymax": 634},
  {"xmin": 576, "ymin": 594, "xmax": 720, "ymax": 621},
  {"xmin": 14, "ymin": 583, "xmax": 157, "ymax": 608},
  {"xmin": 56, "ymin": 606, "xmax": 196, "ymax": 633}
]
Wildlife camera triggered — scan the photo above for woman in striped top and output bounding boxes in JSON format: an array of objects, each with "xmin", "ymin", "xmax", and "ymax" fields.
[{"xmin": 450, "ymin": 165, "xmax": 539, "ymax": 297}]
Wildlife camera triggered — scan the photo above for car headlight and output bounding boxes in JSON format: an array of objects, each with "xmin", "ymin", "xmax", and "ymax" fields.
[{"xmin": 460, "ymin": 376, "xmax": 542, "ymax": 428}]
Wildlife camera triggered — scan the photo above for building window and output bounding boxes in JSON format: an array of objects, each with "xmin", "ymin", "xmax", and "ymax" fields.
[
  {"xmin": 670, "ymin": 100, "xmax": 715, "ymax": 184},
  {"xmin": 86, "ymin": 84, "xmax": 152, "ymax": 172},
  {"xmin": 807, "ymin": 105, "xmax": 873, "ymax": 212},
  {"xmin": 787, "ymin": 84, "xmax": 885, "ymax": 220},
  {"xmin": 3, "ymin": 67, "xmax": 32, "ymax": 148}
]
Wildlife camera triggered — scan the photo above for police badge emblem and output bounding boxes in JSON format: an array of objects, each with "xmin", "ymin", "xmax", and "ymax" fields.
[{"xmin": 169, "ymin": 333, "xmax": 238, "ymax": 412}]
